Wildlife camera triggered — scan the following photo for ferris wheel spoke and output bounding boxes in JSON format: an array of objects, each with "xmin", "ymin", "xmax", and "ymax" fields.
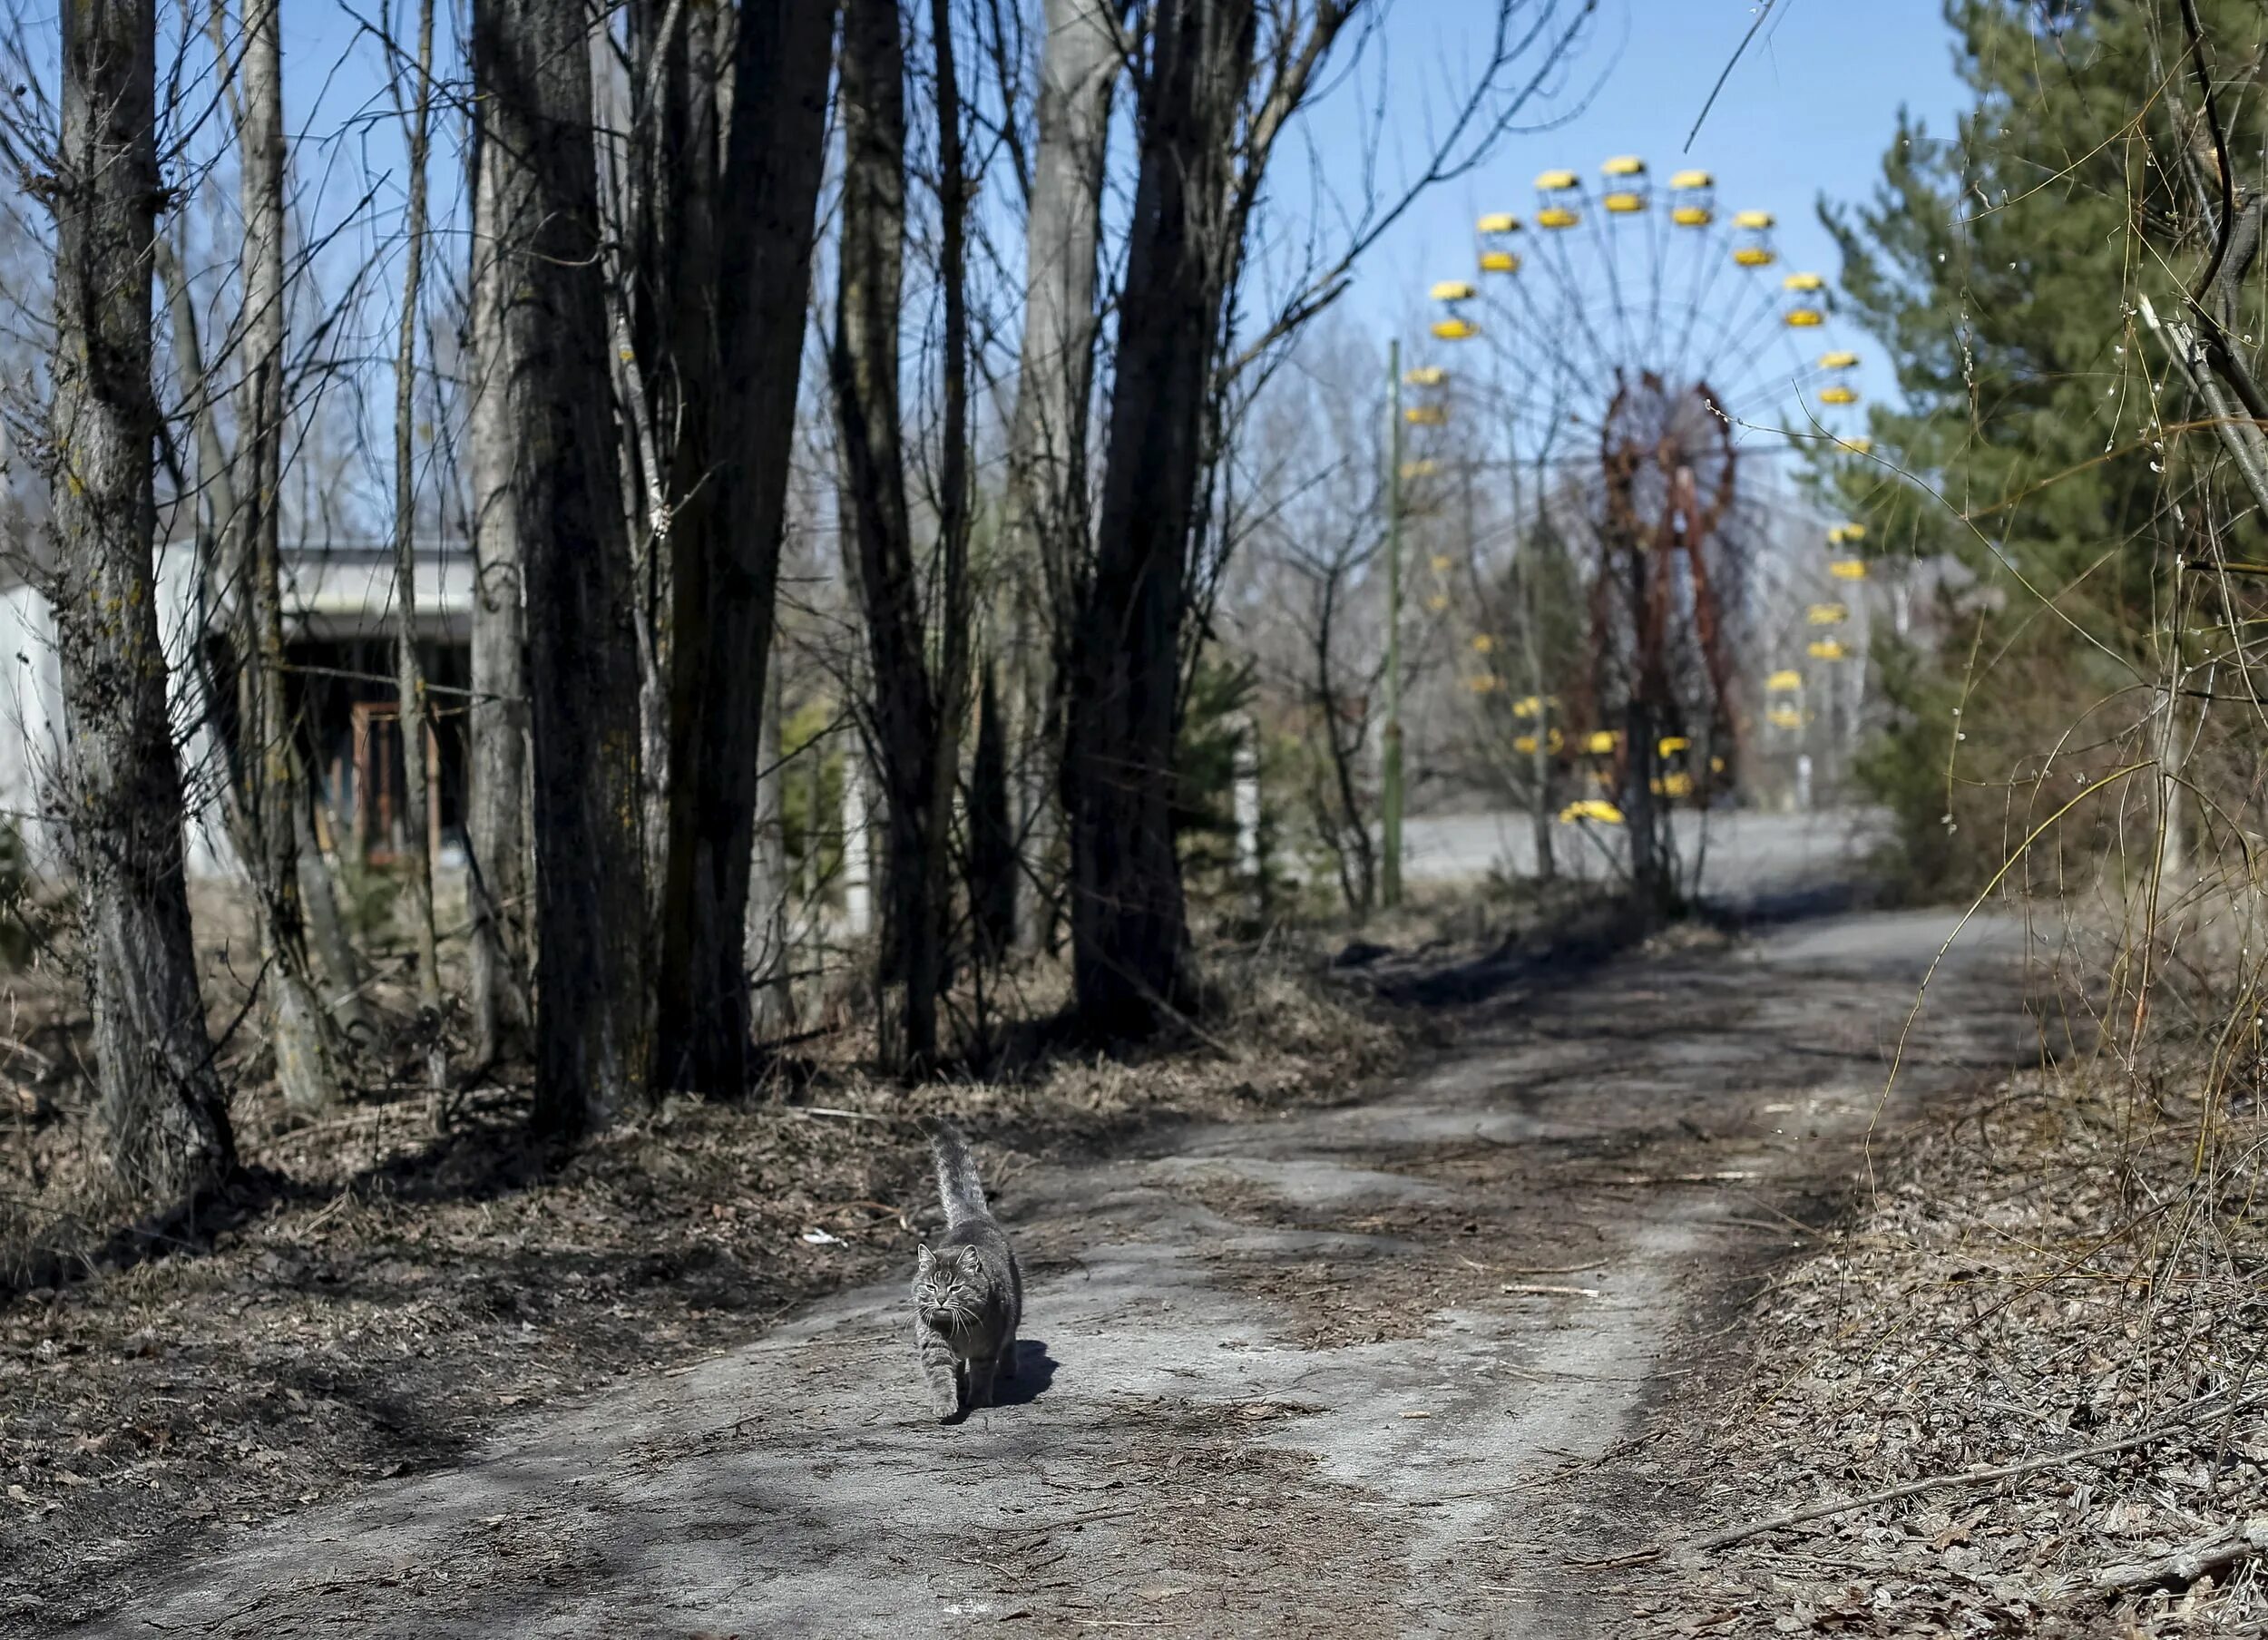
[
  {"xmin": 1639, "ymin": 182, "xmax": 1681, "ymax": 369},
  {"xmin": 1503, "ymin": 242, "xmax": 1619, "ymax": 395},
  {"xmin": 1534, "ymin": 218, "xmax": 1623, "ymax": 391},
  {"xmin": 1415, "ymin": 158, "xmax": 1862, "ymax": 830},
  {"xmin": 1689, "ymin": 270, "xmax": 1794, "ymax": 389},
  {"xmin": 1666, "ymin": 224, "xmax": 1735, "ymax": 387},
  {"xmin": 1582, "ymin": 200, "xmax": 1645, "ymax": 371}
]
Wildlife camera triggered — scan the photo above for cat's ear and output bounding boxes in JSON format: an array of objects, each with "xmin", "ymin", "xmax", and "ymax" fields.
[{"xmin": 915, "ymin": 1243, "xmax": 933, "ymax": 1269}]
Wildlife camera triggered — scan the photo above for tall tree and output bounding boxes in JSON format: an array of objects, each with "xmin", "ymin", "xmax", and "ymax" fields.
[
  {"xmin": 45, "ymin": 0, "xmax": 234, "ymax": 1195},
  {"xmin": 1061, "ymin": 0, "xmax": 1593, "ymax": 1034},
  {"xmin": 827, "ymin": 0, "xmax": 972, "ymax": 1070},
  {"xmin": 1002, "ymin": 0, "xmax": 1119, "ymax": 955},
  {"xmin": 152, "ymin": 237, "xmax": 373, "ymax": 1046},
  {"xmin": 1062, "ymin": 0, "xmax": 1258, "ymax": 1038},
  {"xmin": 237, "ymin": 0, "xmax": 343, "ymax": 1110},
  {"xmin": 465, "ymin": 86, "xmax": 532, "ymax": 1069},
  {"xmin": 599, "ymin": 0, "xmax": 726, "ymax": 916},
  {"xmin": 1826, "ymin": 0, "xmax": 2267, "ymax": 891},
  {"xmin": 745, "ymin": 652, "xmax": 791, "ymax": 1038},
  {"xmin": 651, "ymin": 0, "xmax": 836, "ymax": 1095},
  {"xmin": 386, "ymin": 0, "xmax": 444, "ymax": 1108},
  {"xmin": 472, "ymin": 0, "xmax": 650, "ymax": 1137}
]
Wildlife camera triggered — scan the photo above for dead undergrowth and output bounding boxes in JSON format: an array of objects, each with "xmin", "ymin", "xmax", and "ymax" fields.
[
  {"xmin": 0, "ymin": 893, "xmax": 1464, "ymax": 1620},
  {"xmin": 1659, "ymin": 1060, "xmax": 2268, "ymax": 1637}
]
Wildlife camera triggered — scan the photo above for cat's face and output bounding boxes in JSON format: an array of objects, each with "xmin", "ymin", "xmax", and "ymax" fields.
[{"xmin": 914, "ymin": 1245, "xmax": 978, "ymax": 1329}]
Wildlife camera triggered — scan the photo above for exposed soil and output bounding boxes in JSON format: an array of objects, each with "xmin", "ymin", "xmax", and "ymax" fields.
[
  {"xmin": 22, "ymin": 902, "xmax": 2047, "ymax": 1636},
  {"xmin": 0, "ymin": 923, "xmax": 1401, "ymax": 1629}
]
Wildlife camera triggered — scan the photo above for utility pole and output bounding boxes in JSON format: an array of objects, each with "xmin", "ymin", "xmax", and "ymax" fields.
[
  {"xmin": 1382, "ymin": 339, "xmax": 1404, "ymax": 910},
  {"xmin": 1510, "ymin": 422, "xmax": 1555, "ymax": 880}
]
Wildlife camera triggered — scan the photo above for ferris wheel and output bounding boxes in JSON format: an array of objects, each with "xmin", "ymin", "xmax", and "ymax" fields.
[{"xmin": 1401, "ymin": 155, "xmax": 1872, "ymax": 865}]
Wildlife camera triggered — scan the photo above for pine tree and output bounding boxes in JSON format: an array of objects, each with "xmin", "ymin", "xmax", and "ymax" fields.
[{"xmin": 1824, "ymin": 0, "xmax": 2267, "ymax": 889}]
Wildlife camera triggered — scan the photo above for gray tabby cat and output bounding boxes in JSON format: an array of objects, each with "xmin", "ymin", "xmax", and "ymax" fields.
[{"xmin": 912, "ymin": 1121, "xmax": 1022, "ymax": 1421}]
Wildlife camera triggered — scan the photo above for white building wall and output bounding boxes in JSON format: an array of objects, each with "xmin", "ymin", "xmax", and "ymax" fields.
[
  {"xmin": 0, "ymin": 581, "xmax": 64, "ymax": 877},
  {"xmin": 0, "ymin": 544, "xmax": 475, "ymax": 882}
]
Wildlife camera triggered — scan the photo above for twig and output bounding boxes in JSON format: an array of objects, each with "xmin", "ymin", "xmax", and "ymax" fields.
[
  {"xmin": 1501, "ymin": 1282, "xmax": 1600, "ymax": 1298},
  {"xmin": 1683, "ymin": 1390, "xmax": 2267, "ymax": 1555},
  {"xmin": 1564, "ymin": 1545, "xmax": 1664, "ymax": 1570},
  {"xmin": 1592, "ymin": 1170, "xmax": 1759, "ymax": 1186},
  {"xmin": 0, "ymin": 1036, "xmax": 54, "ymax": 1076},
  {"xmin": 2097, "ymin": 1518, "xmax": 2268, "ymax": 1596},
  {"xmin": 1474, "ymin": 1259, "xmax": 1608, "ymax": 1275},
  {"xmin": 1684, "ymin": 0, "xmax": 1779, "ymax": 151}
]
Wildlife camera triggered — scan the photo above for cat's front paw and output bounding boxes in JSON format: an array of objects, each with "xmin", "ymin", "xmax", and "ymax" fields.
[{"xmin": 932, "ymin": 1391, "xmax": 964, "ymax": 1423}]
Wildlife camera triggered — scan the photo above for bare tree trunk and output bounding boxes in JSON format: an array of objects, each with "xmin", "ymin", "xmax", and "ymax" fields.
[
  {"xmin": 1005, "ymin": 0, "xmax": 1117, "ymax": 956},
  {"xmin": 746, "ymin": 652, "xmax": 790, "ymax": 1039},
  {"xmin": 828, "ymin": 0, "xmax": 968, "ymax": 1073},
  {"xmin": 473, "ymin": 0, "xmax": 650, "ymax": 1138},
  {"xmin": 1312, "ymin": 561, "xmax": 1374, "ymax": 917},
  {"xmin": 595, "ymin": 1, "xmax": 723, "ymax": 930},
  {"xmin": 239, "ymin": 0, "xmax": 342, "ymax": 1111},
  {"xmin": 1065, "ymin": 0, "xmax": 1256, "ymax": 1039},
  {"xmin": 387, "ymin": 0, "xmax": 445, "ymax": 1111},
  {"xmin": 154, "ymin": 236, "xmax": 373, "ymax": 1038},
  {"xmin": 968, "ymin": 662, "xmax": 1016, "ymax": 963},
  {"xmin": 46, "ymin": 0, "xmax": 235, "ymax": 1197},
  {"xmin": 292, "ymin": 799, "xmax": 368, "ymax": 1036},
  {"xmin": 925, "ymin": 0, "xmax": 976, "ymax": 1030},
  {"xmin": 842, "ymin": 742, "xmax": 872, "ymax": 941},
  {"xmin": 465, "ymin": 95, "xmax": 531, "ymax": 1069},
  {"xmin": 650, "ymin": 0, "xmax": 835, "ymax": 1095}
]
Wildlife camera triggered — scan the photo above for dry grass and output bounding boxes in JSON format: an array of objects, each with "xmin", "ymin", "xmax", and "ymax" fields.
[
  {"xmin": 1666, "ymin": 1059, "xmax": 2268, "ymax": 1635},
  {"xmin": 0, "ymin": 890, "xmax": 1457, "ymax": 1622}
]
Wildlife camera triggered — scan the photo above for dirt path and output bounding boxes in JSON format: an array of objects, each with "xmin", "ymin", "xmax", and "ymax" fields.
[{"xmin": 78, "ymin": 907, "xmax": 2037, "ymax": 1637}]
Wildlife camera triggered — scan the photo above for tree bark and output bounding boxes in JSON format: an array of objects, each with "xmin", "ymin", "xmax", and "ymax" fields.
[
  {"xmin": 745, "ymin": 651, "xmax": 790, "ymax": 1039},
  {"xmin": 598, "ymin": 1, "xmax": 725, "ymax": 928},
  {"xmin": 46, "ymin": 0, "xmax": 234, "ymax": 1197},
  {"xmin": 842, "ymin": 741, "xmax": 873, "ymax": 941},
  {"xmin": 968, "ymin": 662, "xmax": 1015, "ymax": 963},
  {"xmin": 1004, "ymin": 0, "xmax": 1118, "ymax": 955},
  {"xmin": 472, "ymin": 0, "xmax": 650, "ymax": 1138},
  {"xmin": 238, "ymin": 0, "xmax": 343, "ymax": 1110},
  {"xmin": 828, "ymin": 0, "xmax": 968, "ymax": 1073},
  {"xmin": 652, "ymin": 0, "xmax": 836, "ymax": 1096},
  {"xmin": 1064, "ymin": 0, "xmax": 1256, "ymax": 1039},
  {"xmin": 387, "ymin": 0, "xmax": 445, "ymax": 1110},
  {"xmin": 153, "ymin": 235, "xmax": 373, "ymax": 1040},
  {"xmin": 465, "ymin": 89, "xmax": 531, "ymax": 1069}
]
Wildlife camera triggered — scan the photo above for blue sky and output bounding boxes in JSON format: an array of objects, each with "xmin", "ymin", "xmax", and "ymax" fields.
[
  {"xmin": 259, "ymin": 0, "xmax": 1971, "ymax": 471},
  {"xmin": 1289, "ymin": 0, "xmax": 1968, "ymax": 421}
]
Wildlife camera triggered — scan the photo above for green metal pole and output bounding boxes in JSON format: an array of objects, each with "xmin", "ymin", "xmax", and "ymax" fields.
[{"xmin": 1382, "ymin": 338, "xmax": 1404, "ymax": 911}]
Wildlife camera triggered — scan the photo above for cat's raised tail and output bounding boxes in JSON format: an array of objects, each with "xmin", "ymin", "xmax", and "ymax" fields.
[{"xmin": 930, "ymin": 1120, "xmax": 989, "ymax": 1228}]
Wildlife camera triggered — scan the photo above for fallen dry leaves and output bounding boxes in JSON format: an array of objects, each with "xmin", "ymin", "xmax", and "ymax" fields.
[{"xmin": 1657, "ymin": 1066, "xmax": 2267, "ymax": 1636}]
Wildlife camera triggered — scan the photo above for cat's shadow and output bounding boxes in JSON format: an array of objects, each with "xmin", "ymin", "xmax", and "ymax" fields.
[{"xmin": 990, "ymin": 1338, "xmax": 1059, "ymax": 1408}]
